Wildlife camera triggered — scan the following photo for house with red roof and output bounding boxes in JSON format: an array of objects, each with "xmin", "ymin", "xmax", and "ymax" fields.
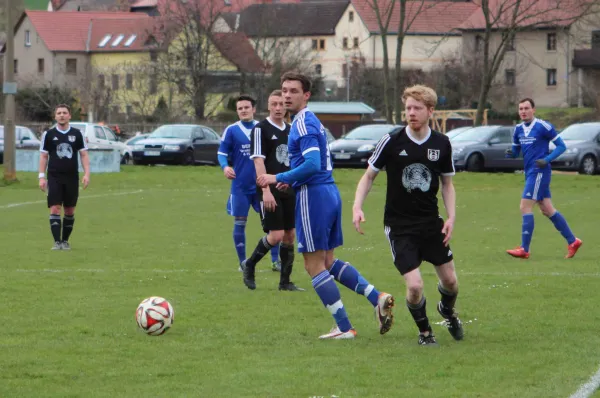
[
  {"xmin": 458, "ymin": 0, "xmax": 600, "ymax": 108},
  {"xmin": 4, "ymin": 10, "xmax": 265, "ymax": 120}
]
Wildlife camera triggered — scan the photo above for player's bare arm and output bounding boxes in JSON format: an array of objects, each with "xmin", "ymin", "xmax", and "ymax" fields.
[
  {"xmin": 440, "ymin": 175, "xmax": 456, "ymax": 245},
  {"xmin": 352, "ymin": 167, "xmax": 379, "ymax": 234},
  {"xmin": 39, "ymin": 152, "xmax": 49, "ymax": 191},
  {"xmin": 253, "ymin": 157, "xmax": 277, "ymax": 212},
  {"xmin": 80, "ymin": 150, "xmax": 91, "ymax": 189}
]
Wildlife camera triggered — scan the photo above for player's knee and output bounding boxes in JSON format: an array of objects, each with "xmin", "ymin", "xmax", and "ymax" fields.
[
  {"xmin": 441, "ymin": 275, "xmax": 458, "ymax": 292},
  {"xmin": 519, "ymin": 203, "xmax": 532, "ymax": 214},
  {"xmin": 268, "ymin": 230, "xmax": 284, "ymax": 244},
  {"xmin": 64, "ymin": 207, "xmax": 75, "ymax": 216},
  {"xmin": 406, "ymin": 280, "xmax": 424, "ymax": 301},
  {"xmin": 50, "ymin": 205, "xmax": 62, "ymax": 214},
  {"xmin": 282, "ymin": 230, "xmax": 295, "ymax": 245}
]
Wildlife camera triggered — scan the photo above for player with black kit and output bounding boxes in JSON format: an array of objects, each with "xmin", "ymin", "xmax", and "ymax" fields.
[{"xmin": 38, "ymin": 104, "xmax": 90, "ymax": 250}]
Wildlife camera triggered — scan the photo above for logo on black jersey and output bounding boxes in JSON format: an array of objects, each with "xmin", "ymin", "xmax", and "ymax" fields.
[
  {"xmin": 68, "ymin": 135, "xmax": 76, "ymax": 142},
  {"xmin": 402, "ymin": 163, "xmax": 432, "ymax": 193},
  {"xmin": 427, "ymin": 149, "xmax": 440, "ymax": 161},
  {"xmin": 57, "ymin": 143, "xmax": 73, "ymax": 159},
  {"xmin": 276, "ymin": 144, "xmax": 289, "ymax": 167}
]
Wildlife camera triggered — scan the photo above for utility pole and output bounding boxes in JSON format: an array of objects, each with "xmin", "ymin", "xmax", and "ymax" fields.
[{"xmin": 3, "ymin": 0, "xmax": 17, "ymax": 182}]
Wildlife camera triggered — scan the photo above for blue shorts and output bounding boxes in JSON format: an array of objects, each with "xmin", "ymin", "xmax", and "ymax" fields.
[
  {"xmin": 226, "ymin": 193, "xmax": 260, "ymax": 217},
  {"xmin": 295, "ymin": 184, "xmax": 343, "ymax": 253},
  {"xmin": 522, "ymin": 171, "xmax": 551, "ymax": 201}
]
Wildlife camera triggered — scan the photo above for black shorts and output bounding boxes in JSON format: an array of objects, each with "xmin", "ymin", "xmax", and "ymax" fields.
[
  {"xmin": 385, "ymin": 218, "xmax": 453, "ymax": 275},
  {"xmin": 47, "ymin": 174, "xmax": 79, "ymax": 208},
  {"xmin": 259, "ymin": 187, "xmax": 295, "ymax": 233}
]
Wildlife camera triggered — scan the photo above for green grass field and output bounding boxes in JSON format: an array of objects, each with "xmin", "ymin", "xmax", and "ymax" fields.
[{"xmin": 1, "ymin": 165, "xmax": 599, "ymax": 398}]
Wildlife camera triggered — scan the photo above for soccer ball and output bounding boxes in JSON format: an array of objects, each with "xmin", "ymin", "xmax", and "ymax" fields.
[{"xmin": 135, "ymin": 296, "xmax": 174, "ymax": 336}]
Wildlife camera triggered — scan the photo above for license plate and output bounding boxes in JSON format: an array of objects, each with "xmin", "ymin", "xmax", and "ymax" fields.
[
  {"xmin": 335, "ymin": 153, "xmax": 351, "ymax": 159},
  {"xmin": 144, "ymin": 151, "xmax": 161, "ymax": 156}
]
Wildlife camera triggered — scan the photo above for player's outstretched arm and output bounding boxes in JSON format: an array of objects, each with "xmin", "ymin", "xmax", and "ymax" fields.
[
  {"xmin": 440, "ymin": 175, "xmax": 456, "ymax": 245},
  {"xmin": 352, "ymin": 167, "xmax": 379, "ymax": 234}
]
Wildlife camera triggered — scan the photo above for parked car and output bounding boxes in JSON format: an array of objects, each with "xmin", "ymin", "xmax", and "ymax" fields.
[
  {"xmin": 446, "ymin": 126, "xmax": 473, "ymax": 141},
  {"xmin": 124, "ymin": 134, "xmax": 150, "ymax": 165},
  {"xmin": 0, "ymin": 125, "xmax": 42, "ymax": 163},
  {"xmin": 451, "ymin": 125, "xmax": 520, "ymax": 172},
  {"xmin": 131, "ymin": 124, "xmax": 221, "ymax": 165},
  {"xmin": 551, "ymin": 122, "xmax": 600, "ymax": 175},
  {"xmin": 329, "ymin": 124, "xmax": 403, "ymax": 167},
  {"xmin": 66, "ymin": 122, "xmax": 129, "ymax": 164}
]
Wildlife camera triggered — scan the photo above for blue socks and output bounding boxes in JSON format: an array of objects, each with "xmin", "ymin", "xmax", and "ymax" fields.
[
  {"xmin": 550, "ymin": 211, "xmax": 576, "ymax": 244},
  {"xmin": 233, "ymin": 219, "xmax": 246, "ymax": 264},
  {"xmin": 521, "ymin": 213, "xmax": 534, "ymax": 252},
  {"xmin": 312, "ymin": 270, "xmax": 352, "ymax": 333},
  {"xmin": 329, "ymin": 259, "xmax": 380, "ymax": 307},
  {"xmin": 270, "ymin": 243, "xmax": 280, "ymax": 263}
]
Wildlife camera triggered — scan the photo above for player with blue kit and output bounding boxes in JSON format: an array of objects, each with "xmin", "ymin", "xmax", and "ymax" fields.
[
  {"xmin": 505, "ymin": 98, "xmax": 582, "ymax": 259},
  {"xmin": 218, "ymin": 95, "xmax": 280, "ymax": 270},
  {"xmin": 257, "ymin": 72, "xmax": 395, "ymax": 339}
]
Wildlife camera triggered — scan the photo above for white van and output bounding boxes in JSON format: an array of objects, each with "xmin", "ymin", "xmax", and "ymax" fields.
[{"xmin": 67, "ymin": 122, "xmax": 129, "ymax": 164}]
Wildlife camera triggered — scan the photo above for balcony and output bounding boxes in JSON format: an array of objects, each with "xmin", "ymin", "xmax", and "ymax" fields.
[{"xmin": 573, "ymin": 49, "xmax": 600, "ymax": 69}]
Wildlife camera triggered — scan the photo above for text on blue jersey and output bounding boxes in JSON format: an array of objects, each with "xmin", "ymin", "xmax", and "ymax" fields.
[
  {"xmin": 217, "ymin": 120, "xmax": 259, "ymax": 194},
  {"xmin": 509, "ymin": 118, "xmax": 566, "ymax": 173}
]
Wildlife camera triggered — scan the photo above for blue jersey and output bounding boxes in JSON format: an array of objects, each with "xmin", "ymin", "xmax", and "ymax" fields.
[
  {"xmin": 513, "ymin": 118, "xmax": 558, "ymax": 175},
  {"xmin": 218, "ymin": 120, "xmax": 258, "ymax": 194},
  {"xmin": 288, "ymin": 108, "xmax": 334, "ymax": 188}
]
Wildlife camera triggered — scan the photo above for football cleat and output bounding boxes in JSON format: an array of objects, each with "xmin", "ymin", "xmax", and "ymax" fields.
[
  {"xmin": 437, "ymin": 302, "xmax": 464, "ymax": 341},
  {"xmin": 506, "ymin": 246, "xmax": 529, "ymax": 259},
  {"xmin": 278, "ymin": 282, "xmax": 305, "ymax": 291},
  {"xmin": 565, "ymin": 238, "xmax": 582, "ymax": 259},
  {"xmin": 272, "ymin": 261, "xmax": 282, "ymax": 272},
  {"xmin": 240, "ymin": 260, "xmax": 256, "ymax": 290},
  {"xmin": 61, "ymin": 241, "xmax": 71, "ymax": 250},
  {"xmin": 318, "ymin": 326, "xmax": 357, "ymax": 340},
  {"xmin": 375, "ymin": 292, "xmax": 395, "ymax": 335},
  {"xmin": 418, "ymin": 332, "xmax": 438, "ymax": 346},
  {"xmin": 51, "ymin": 241, "xmax": 62, "ymax": 250}
]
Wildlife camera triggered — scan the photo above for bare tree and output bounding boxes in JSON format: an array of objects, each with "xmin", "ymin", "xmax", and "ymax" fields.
[{"xmin": 461, "ymin": 0, "xmax": 598, "ymax": 125}]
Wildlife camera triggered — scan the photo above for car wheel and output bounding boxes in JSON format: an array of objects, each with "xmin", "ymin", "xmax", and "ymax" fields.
[
  {"xmin": 182, "ymin": 150, "xmax": 194, "ymax": 165},
  {"xmin": 466, "ymin": 153, "xmax": 484, "ymax": 172},
  {"xmin": 121, "ymin": 153, "xmax": 130, "ymax": 165},
  {"xmin": 579, "ymin": 155, "xmax": 597, "ymax": 175}
]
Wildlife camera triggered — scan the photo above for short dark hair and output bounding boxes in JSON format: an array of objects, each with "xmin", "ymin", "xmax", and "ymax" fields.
[
  {"xmin": 54, "ymin": 103, "xmax": 71, "ymax": 114},
  {"xmin": 519, "ymin": 98, "xmax": 535, "ymax": 108},
  {"xmin": 237, "ymin": 94, "xmax": 256, "ymax": 107},
  {"xmin": 281, "ymin": 72, "xmax": 312, "ymax": 93}
]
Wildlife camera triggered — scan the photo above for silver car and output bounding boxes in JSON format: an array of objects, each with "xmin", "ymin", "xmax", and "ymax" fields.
[
  {"xmin": 451, "ymin": 125, "xmax": 521, "ymax": 172},
  {"xmin": 551, "ymin": 122, "xmax": 600, "ymax": 175},
  {"xmin": 0, "ymin": 125, "xmax": 42, "ymax": 163}
]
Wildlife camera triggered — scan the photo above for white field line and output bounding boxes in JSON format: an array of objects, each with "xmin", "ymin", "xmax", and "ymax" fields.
[
  {"xmin": 0, "ymin": 189, "xmax": 144, "ymax": 210},
  {"xmin": 569, "ymin": 367, "xmax": 600, "ymax": 398}
]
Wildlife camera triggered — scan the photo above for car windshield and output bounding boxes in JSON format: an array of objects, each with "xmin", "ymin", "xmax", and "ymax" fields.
[
  {"xmin": 344, "ymin": 125, "xmax": 397, "ymax": 140},
  {"xmin": 558, "ymin": 124, "xmax": 600, "ymax": 141},
  {"xmin": 70, "ymin": 123, "xmax": 87, "ymax": 131},
  {"xmin": 150, "ymin": 125, "xmax": 194, "ymax": 139},
  {"xmin": 446, "ymin": 127, "xmax": 472, "ymax": 138},
  {"xmin": 451, "ymin": 126, "xmax": 497, "ymax": 142},
  {"xmin": 0, "ymin": 126, "xmax": 3, "ymax": 139}
]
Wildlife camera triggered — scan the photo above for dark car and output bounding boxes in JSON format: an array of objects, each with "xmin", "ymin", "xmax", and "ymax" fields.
[
  {"xmin": 551, "ymin": 122, "xmax": 600, "ymax": 175},
  {"xmin": 131, "ymin": 124, "xmax": 220, "ymax": 165},
  {"xmin": 451, "ymin": 125, "xmax": 521, "ymax": 172},
  {"xmin": 329, "ymin": 124, "xmax": 403, "ymax": 168}
]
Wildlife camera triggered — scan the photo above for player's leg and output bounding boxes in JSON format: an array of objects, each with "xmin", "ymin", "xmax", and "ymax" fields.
[
  {"xmin": 47, "ymin": 175, "xmax": 63, "ymax": 250},
  {"xmin": 297, "ymin": 185, "xmax": 354, "ymax": 339},
  {"xmin": 506, "ymin": 192, "xmax": 537, "ymax": 258},
  {"xmin": 251, "ymin": 192, "xmax": 281, "ymax": 271},
  {"xmin": 228, "ymin": 194, "xmax": 251, "ymax": 268},
  {"xmin": 60, "ymin": 177, "xmax": 80, "ymax": 250},
  {"xmin": 278, "ymin": 194, "xmax": 303, "ymax": 290},
  {"xmin": 539, "ymin": 194, "xmax": 582, "ymax": 258}
]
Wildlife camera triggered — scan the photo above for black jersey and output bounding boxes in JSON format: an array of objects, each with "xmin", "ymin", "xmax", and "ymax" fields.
[
  {"xmin": 368, "ymin": 127, "xmax": 455, "ymax": 231},
  {"xmin": 41, "ymin": 126, "xmax": 87, "ymax": 176},
  {"xmin": 250, "ymin": 117, "xmax": 291, "ymax": 175}
]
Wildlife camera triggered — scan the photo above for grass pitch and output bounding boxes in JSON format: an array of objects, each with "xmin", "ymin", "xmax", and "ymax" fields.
[{"xmin": 1, "ymin": 165, "xmax": 599, "ymax": 397}]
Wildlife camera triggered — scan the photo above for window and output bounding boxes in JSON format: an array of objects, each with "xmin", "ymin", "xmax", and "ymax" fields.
[
  {"xmin": 98, "ymin": 74, "xmax": 105, "ymax": 89},
  {"xmin": 112, "ymin": 74, "xmax": 119, "ymax": 90},
  {"xmin": 547, "ymin": 68, "xmax": 557, "ymax": 86},
  {"xmin": 342, "ymin": 63, "xmax": 348, "ymax": 78},
  {"xmin": 178, "ymin": 79, "xmax": 186, "ymax": 94},
  {"xmin": 149, "ymin": 74, "xmax": 157, "ymax": 94},
  {"xmin": 103, "ymin": 127, "xmax": 117, "ymax": 141},
  {"xmin": 475, "ymin": 35, "xmax": 483, "ymax": 52},
  {"xmin": 315, "ymin": 64, "xmax": 322, "ymax": 75},
  {"xmin": 349, "ymin": 11, "xmax": 354, "ymax": 22},
  {"xmin": 37, "ymin": 58, "xmax": 44, "ymax": 74},
  {"xmin": 94, "ymin": 126, "xmax": 106, "ymax": 140},
  {"xmin": 99, "ymin": 34, "xmax": 111, "ymax": 47},
  {"xmin": 126, "ymin": 105, "xmax": 133, "ymax": 116},
  {"xmin": 126, "ymin": 73, "xmax": 133, "ymax": 90},
  {"xmin": 13, "ymin": 59, "xmax": 18, "ymax": 74},
  {"xmin": 150, "ymin": 51, "xmax": 158, "ymax": 62},
  {"xmin": 353, "ymin": 37, "xmax": 359, "ymax": 48},
  {"xmin": 203, "ymin": 128, "xmax": 219, "ymax": 140},
  {"xmin": 66, "ymin": 58, "xmax": 77, "ymax": 74},
  {"xmin": 505, "ymin": 69, "xmax": 515, "ymax": 86},
  {"xmin": 343, "ymin": 37, "xmax": 348, "ymax": 49},
  {"xmin": 319, "ymin": 39, "xmax": 325, "ymax": 50},
  {"xmin": 504, "ymin": 33, "xmax": 515, "ymax": 51},
  {"xmin": 25, "ymin": 30, "xmax": 31, "ymax": 46},
  {"xmin": 312, "ymin": 39, "xmax": 318, "ymax": 50},
  {"xmin": 124, "ymin": 34, "xmax": 137, "ymax": 47},
  {"xmin": 547, "ymin": 33, "xmax": 557, "ymax": 51},
  {"xmin": 111, "ymin": 34, "xmax": 125, "ymax": 47},
  {"xmin": 111, "ymin": 106, "xmax": 120, "ymax": 115},
  {"xmin": 592, "ymin": 30, "xmax": 600, "ymax": 49}
]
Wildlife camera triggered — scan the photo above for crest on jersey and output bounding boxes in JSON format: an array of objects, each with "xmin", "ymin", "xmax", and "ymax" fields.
[
  {"xmin": 427, "ymin": 149, "xmax": 440, "ymax": 161},
  {"xmin": 68, "ymin": 135, "xmax": 76, "ymax": 142},
  {"xmin": 56, "ymin": 143, "xmax": 73, "ymax": 159},
  {"xmin": 276, "ymin": 144, "xmax": 290, "ymax": 167},
  {"xmin": 402, "ymin": 163, "xmax": 432, "ymax": 193}
]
